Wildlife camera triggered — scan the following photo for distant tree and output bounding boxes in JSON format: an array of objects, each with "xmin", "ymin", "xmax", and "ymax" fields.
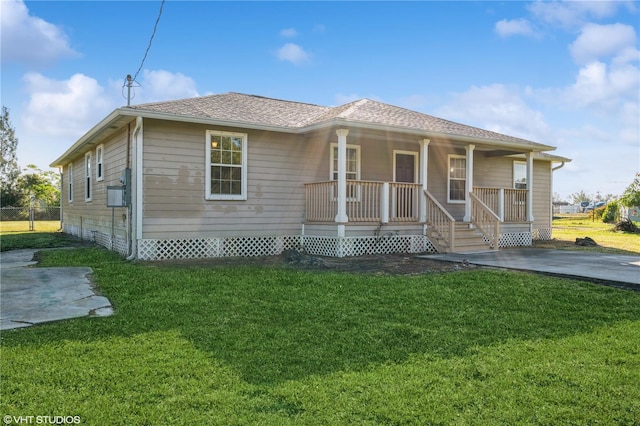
[
  {"xmin": 552, "ymin": 192, "xmax": 566, "ymax": 204},
  {"xmin": 620, "ymin": 173, "xmax": 640, "ymax": 208},
  {"xmin": 570, "ymin": 190, "xmax": 590, "ymax": 205},
  {"xmin": 18, "ymin": 165, "xmax": 60, "ymax": 207},
  {"xmin": 0, "ymin": 106, "xmax": 23, "ymax": 206}
]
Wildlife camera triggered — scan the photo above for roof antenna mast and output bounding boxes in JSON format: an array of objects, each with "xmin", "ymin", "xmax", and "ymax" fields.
[{"xmin": 126, "ymin": 75, "xmax": 133, "ymax": 106}]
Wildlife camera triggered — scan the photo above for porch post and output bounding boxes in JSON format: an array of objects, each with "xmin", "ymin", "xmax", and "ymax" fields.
[
  {"xmin": 335, "ymin": 129, "xmax": 349, "ymax": 223},
  {"xmin": 526, "ymin": 151, "xmax": 534, "ymax": 222},
  {"xmin": 419, "ymin": 139, "xmax": 430, "ymax": 222},
  {"xmin": 463, "ymin": 144, "xmax": 475, "ymax": 222}
]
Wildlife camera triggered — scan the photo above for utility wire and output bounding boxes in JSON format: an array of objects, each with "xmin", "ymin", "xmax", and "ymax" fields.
[{"xmin": 132, "ymin": 0, "xmax": 165, "ymax": 82}]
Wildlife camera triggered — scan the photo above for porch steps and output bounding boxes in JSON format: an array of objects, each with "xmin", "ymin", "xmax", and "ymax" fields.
[{"xmin": 452, "ymin": 223, "xmax": 492, "ymax": 253}]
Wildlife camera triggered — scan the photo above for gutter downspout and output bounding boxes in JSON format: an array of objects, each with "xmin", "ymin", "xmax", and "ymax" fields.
[
  {"xmin": 58, "ymin": 167, "xmax": 63, "ymax": 231},
  {"xmin": 550, "ymin": 161, "xmax": 566, "ymax": 234},
  {"xmin": 126, "ymin": 117, "xmax": 143, "ymax": 260}
]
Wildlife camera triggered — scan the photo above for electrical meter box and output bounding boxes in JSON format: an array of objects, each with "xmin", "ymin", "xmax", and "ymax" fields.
[
  {"xmin": 107, "ymin": 168, "xmax": 131, "ymax": 207},
  {"xmin": 107, "ymin": 186, "xmax": 126, "ymax": 207}
]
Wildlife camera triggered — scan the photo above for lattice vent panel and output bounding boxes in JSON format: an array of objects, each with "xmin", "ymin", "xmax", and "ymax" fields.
[
  {"xmin": 112, "ymin": 236, "xmax": 129, "ymax": 256},
  {"xmin": 303, "ymin": 235, "xmax": 437, "ymax": 258},
  {"xmin": 500, "ymin": 232, "xmax": 532, "ymax": 247},
  {"xmin": 138, "ymin": 235, "xmax": 301, "ymax": 261},
  {"xmin": 220, "ymin": 236, "xmax": 301, "ymax": 258},
  {"xmin": 532, "ymin": 228, "xmax": 552, "ymax": 241}
]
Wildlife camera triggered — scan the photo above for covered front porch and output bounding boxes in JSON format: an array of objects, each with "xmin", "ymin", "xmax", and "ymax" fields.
[
  {"xmin": 301, "ymin": 128, "xmax": 536, "ymax": 255},
  {"xmin": 304, "ymin": 180, "xmax": 532, "ymax": 253}
]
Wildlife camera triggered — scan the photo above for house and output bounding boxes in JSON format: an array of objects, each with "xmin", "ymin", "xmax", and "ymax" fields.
[{"xmin": 50, "ymin": 92, "xmax": 570, "ymax": 260}]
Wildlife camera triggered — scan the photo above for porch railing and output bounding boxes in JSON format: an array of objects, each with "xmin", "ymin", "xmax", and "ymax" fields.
[
  {"xmin": 424, "ymin": 190, "xmax": 456, "ymax": 252},
  {"xmin": 304, "ymin": 180, "xmax": 422, "ymax": 223},
  {"xmin": 473, "ymin": 187, "xmax": 528, "ymax": 222},
  {"xmin": 469, "ymin": 192, "xmax": 500, "ymax": 250}
]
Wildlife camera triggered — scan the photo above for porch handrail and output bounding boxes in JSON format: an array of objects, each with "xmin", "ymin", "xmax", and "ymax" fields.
[
  {"xmin": 473, "ymin": 187, "xmax": 500, "ymax": 215},
  {"xmin": 305, "ymin": 181, "xmax": 336, "ymax": 222},
  {"xmin": 389, "ymin": 182, "xmax": 422, "ymax": 222},
  {"xmin": 474, "ymin": 187, "xmax": 528, "ymax": 223},
  {"xmin": 469, "ymin": 192, "xmax": 500, "ymax": 250},
  {"xmin": 305, "ymin": 180, "xmax": 421, "ymax": 223},
  {"xmin": 504, "ymin": 189, "xmax": 527, "ymax": 222},
  {"xmin": 424, "ymin": 189, "xmax": 456, "ymax": 252}
]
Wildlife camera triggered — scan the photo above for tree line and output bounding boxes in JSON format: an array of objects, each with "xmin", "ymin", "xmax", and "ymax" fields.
[{"xmin": 1, "ymin": 106, "xmax": 60, "ymax": 207}]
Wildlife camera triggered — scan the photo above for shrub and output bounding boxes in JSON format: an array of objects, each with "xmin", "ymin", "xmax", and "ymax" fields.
[
  {"xmin": 614, "ymin": 218, "xmax": 639, "ymax": 233},
  {"xmin": 602, "ymin": 201, "xmax": 619, "ymax": 223}
]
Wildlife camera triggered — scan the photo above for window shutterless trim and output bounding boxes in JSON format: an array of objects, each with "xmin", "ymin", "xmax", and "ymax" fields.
[
  {"xmin": 67, "ymin": 163, "xmax": 73, "ymax": 203},
  {"xmin": 513, "ymin": 160, "xmax": 527, "ymax": 190},
  {"xmin": 205, "ymin": 130, "xmax": 248, "ymax": 200},
  {"xmin": 96, "ymin": 144, "xmax": 104, "ymax": 182},
  {"xmin": 84, "ymin": 152, "xmax": 92, "ymax": 202},
  {"xmin": 447, "ymin": 154, "xmax": 466, "ymax": 204}
]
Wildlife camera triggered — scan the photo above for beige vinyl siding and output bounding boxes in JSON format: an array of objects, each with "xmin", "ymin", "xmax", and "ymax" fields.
[
  {"xmin": 62, "ymin": 126, "xmax": 131, "ymax": 238},
  {"xmin": 532, "ymin": 159, "xmax": 552, "ymax": 230},
  {"xmin": 426, "ymin": 146, "xmax": 466, "ymax": 220},
  {"xmin": 474, "ymin": 153, "xmax": 513, "ymax": 189},
  {"xmin": 141, "ymin": 120, "xmax": 325, "ymax": 239}
]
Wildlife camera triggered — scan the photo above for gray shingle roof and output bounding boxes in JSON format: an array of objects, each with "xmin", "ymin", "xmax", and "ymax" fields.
[{"xmin": 128, "ymin": 92, "xmax": 550, "ymax": 149}]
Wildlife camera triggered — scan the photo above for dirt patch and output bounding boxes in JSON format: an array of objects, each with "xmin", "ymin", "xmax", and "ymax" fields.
[{"xmin": 156, "ymin": 250, "xmax": 475, "ymax": 276}]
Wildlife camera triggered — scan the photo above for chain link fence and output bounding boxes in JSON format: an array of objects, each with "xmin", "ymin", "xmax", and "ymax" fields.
[{"xmin": 0, "ymin": 206, "xmax": 61, "ymax": 231}]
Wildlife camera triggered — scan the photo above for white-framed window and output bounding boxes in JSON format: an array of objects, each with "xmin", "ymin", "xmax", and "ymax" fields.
[
  {"xmin": 330, "ymin": 143, "xmax": 361, "ymax": 200},
  {"xmin": 513, "ymin": 161, "xmax": 527, "ymax": 189},
  {"xmin": 96, "ymin": 145, "xmax": 104, "ymax": 181},
  {"xmin": 330, "ymin": 143, "xmax": 360, "ymax": 181},
  {"xmin": 205, "ymin": 130, "xmax": 248, "ymax": 200},
  {"xmin": 85, "ymin": 152, "xmax": 92, "ymax": 201},
  {"xmin": 448, "ymin": 155, "xmax": 466, "ymax": 203},
  {"xmin": 67, "ymin": 163, "xmax": 73, "ymax": 203}
]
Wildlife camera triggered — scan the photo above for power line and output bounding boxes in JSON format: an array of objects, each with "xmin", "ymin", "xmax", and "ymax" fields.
[
  {"xmin": 133, "ymin": 0, "xmax": 165, "ymax": 82},
  {"xmin": 123, "ymin": 0, "xmax": 165, "ymax": 105}
]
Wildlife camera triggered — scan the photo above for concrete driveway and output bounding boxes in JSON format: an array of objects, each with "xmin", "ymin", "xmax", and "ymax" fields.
[
  {"xmin": 425, "ymin": 248, "xmax": 640, "ymax": 290},
  {"xmin": 0, "ymin": 249, "xmax": 113, "ymax": 330}
]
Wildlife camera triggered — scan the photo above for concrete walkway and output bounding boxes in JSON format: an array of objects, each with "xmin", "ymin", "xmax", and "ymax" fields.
[
  {"xmin": 424, "ymin": 248, "xmax": 640, "ymax": 290},
  {"xmin": 0, "ymin": 249, "xmax": 113, "ymax": 330}
]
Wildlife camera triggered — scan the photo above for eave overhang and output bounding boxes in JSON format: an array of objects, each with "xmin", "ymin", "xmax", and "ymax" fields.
[{"xmin": 50, "ymin": 107, "xmax": 559, "ymax": 168}]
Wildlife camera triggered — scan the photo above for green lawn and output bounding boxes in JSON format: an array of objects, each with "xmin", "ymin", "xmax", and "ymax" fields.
[
  {"xmin": 533, "ymin": 214, "xmax": 640, "ymax": 255},
  {"xmin": 0, "ymin": 221, "xmax": 75, "ymax": 251},
  {"xmin": 1, "ymin": 246, "xmax": 639, "ymax": 425}
]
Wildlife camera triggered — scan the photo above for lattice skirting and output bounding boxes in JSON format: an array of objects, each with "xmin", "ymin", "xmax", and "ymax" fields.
[
  {"xmin": 532, "ymin": 228, "xmax": 552, "ymax": 240},
  {"xmin": 137, "ymin": 235, "xmax": 302, "ymax": 261},
  {"xmin": 63, "ymin": 224, "xmax": 129, "ymax": 256},
  {"xmin": 134, "ymin": 234, "xmax": 438, "ymax": 260},
  {"xmin": 500, "ymin": 232, "xmax": 532, "ymax": 247},
  {"xmin": 302, "ymin": 235, "xmax": 438, "ymax": 258},
  {"xmin": 481, "ymin": 231, "xmax": 533, "ymax": 249}
]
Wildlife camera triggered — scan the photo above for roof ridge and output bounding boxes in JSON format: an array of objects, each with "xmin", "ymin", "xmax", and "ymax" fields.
[{"xmin": 334, "ymin": 98, "xmax": 369, "ymax": 118}]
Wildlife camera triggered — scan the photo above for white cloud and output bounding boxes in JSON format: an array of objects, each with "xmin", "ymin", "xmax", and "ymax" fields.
[
  {"xmin": 134, "ymin": 70, "xmax": 199, "ymax": 103},
  {"xmin": 527, "ymin": 0, "xmax": 623, "ymax": 29},
  {"xmin": 566, "ymin": 61, "xmax": 639, "ymax": 108},
  {"xmin": 276, "ymin": 43, "xmax": 310, "ymax": 65},
  {"xmin": 280, "ymin": 28, "xmax": 297, "ymax": 38},
  {"xmin": 22, "ymin": 73, "xmax": 113, "ymax": 138},
  {"xmin": 495, "ymin": 18, "xmax": 536, "ymax": 37},
  {"xmin": 0, "ymin": 0, "xmax": 78, "ymax": 66},
  {"xmin": 570, "ymin": 23, "xmax": 637, "ymax": 64},
  {"xmin": 436, "ymin": 84, "xmax": 550, "ymax": 143}
]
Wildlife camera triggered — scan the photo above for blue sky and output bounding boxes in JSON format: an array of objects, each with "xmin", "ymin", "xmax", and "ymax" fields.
[{"xmin": 1, "ymin": 0, "xmax": 638, "ymax": 201}]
